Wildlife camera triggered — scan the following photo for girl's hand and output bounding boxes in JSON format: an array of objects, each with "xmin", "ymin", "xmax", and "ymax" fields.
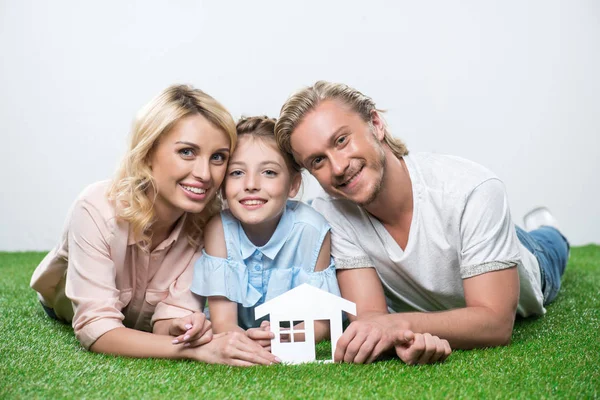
[
  {"xmin": 246, "ymin": 320, "xmax": 274, "ymax": 350},
  {"xmin": 170, "ymin": 312, "xmax": 213, "ymax": 348}
]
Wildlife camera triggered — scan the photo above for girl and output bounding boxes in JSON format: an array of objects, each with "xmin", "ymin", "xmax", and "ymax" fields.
[
  {"xmin": 30, "ymin": 85, "xmax": 278, "ymax": 366},
  {"xmin": 191, "ymin": 116, "xmax": 339, "ymax": 343}
]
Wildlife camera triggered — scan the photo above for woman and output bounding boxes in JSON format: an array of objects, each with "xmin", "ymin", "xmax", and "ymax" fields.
[{"xmin": 31, "ymin": 85, "xmax": 278, "ymax": 366}]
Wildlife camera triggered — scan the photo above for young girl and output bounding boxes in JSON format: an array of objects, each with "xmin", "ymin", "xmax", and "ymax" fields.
[
  {"xmin": 30, "ymin": 85, "xmax": 277, "ymax": 366},
  {"xmin": 191, "ymin": 116, "xmax": 339, "ymax": 342}
]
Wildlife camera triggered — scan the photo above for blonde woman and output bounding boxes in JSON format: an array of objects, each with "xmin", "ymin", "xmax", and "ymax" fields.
[{"xmin": 31, "ymin": 85, "xmax": 279, "ymax": 366}]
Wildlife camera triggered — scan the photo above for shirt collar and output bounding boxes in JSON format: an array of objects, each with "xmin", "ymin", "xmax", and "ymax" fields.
[
  {"xmin": 127, "ymin": 213, "xmax": 187, "ymax": 248},
  {"xmin": 239, "ymin": 202, "xmax": 295, "ymax": 260}
]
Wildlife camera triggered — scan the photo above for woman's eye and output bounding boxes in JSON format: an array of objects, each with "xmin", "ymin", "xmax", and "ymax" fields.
[
  {"xmin": 336, "ymin": 136, "xmax": 347, "ymax": 146},
  {"xmin": 179, "ymin": 148, "xmax": 194, "ymax": 158},
  {"xmin": 211, "ymin": 153, "xmax": 227, "ymax": 164}
]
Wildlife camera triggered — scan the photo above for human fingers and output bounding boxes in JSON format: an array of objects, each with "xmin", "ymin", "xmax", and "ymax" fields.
[
  {"xmin": 247, "ymin": 327, "xmax": 274, "ymax": 342},
  {"xmin": 246, "ymin": 329, "xmax": 273, "ymax": 349},
  {"xmin": 440, "ymin": 339, "xmax": 452, "ymax": 362},
  {"xmin": 423, "ymin": 335, "xmax": 446, "ymax": 364},
  {"xmin": 416, "ymin": 333, "xmax": 437, "ymax": 365},
  {"xmin": 349, "ymin": 329, "xmax": 382, "ymax": 364},
  {"xmin": 365, "ymin": 337, "xmax": 394, "ymax": 364},
  {"xmin": 173, "ymin": 313, "xmax": 208, "ymax": 344},
  {"xmin": 186, "ymin": 329, "xmax": 214, "ymax": 348},
  {"xmin": 227, "ymin": 332, "xmax": 279, "ymax": 365},
  {"xmin": 169, "ymin": 317, "xmax": 190, "ymax": 338},
  {"xmin": 185, "ymin": 312, "xmax": 208, "ymax": 341},
  {"xmin": 397, "ymin": 333, "xmax": 424, "ymax": 365},
  {"xmin": 260, "ymin": 320, "xmax": 271, "ymax": 331},
  {"xmin": 334, "ymin": 324, "xmax": 357, "ymax": 362}
]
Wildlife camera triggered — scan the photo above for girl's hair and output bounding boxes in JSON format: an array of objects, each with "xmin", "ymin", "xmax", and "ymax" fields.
[
  {"xmin": 275, "ymin": 80, "xmax": 408, "ymax": 169},
  {"xmin": 108, "ymin": 84, "xmax": 237, "ymax": 250},
  {"xmin": 236, "ymin": 116, "xmax": 301, "ymax": 176}
]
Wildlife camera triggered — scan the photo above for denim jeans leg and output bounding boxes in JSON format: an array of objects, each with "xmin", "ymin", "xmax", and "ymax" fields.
[
  {"xmin": 40, "ymin": 301, "xmax": 60, "ymax": 320},
  {"xmin": 515, "ymin": 226, "xmax": 570, "ymax": 305}
]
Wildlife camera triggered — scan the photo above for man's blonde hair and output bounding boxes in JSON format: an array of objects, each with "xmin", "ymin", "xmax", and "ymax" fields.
[
  {"xmin": 108, "ymin": 84, "xmax": 237, "ymax": 250},
  {"xmin": 275, "ymin": 81, "xmax": 408, "ymax": 169}
]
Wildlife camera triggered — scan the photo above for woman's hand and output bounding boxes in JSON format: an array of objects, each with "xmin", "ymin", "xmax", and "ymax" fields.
[
  {"xmin": 170, "ymin": 311, "xmax": 213, "ymax": 348},
  {"xmin": 188, "ymin": 331, "xmax": 280, "ymax": 366},
  {"xmin": 246, "ymin": 320, "xmax": 274, "ymax": 351}
]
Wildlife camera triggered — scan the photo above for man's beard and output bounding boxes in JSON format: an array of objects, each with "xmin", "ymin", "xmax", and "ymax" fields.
[{"xmin": 356, "ymin": 141, "xmax": 386, "ymax": 207}]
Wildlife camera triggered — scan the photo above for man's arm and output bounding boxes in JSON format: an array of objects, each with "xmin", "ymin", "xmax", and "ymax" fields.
[
  {"xmin": 400, "ymin": 267, "xmax": 519, "ymax": 348},
  {"xmin": 335, "ymin": 265, "xmax": 518, "ymax": 363},
  {"xmin": 335, "ymin": 268, "xmax": 451, "ymax": 364}
]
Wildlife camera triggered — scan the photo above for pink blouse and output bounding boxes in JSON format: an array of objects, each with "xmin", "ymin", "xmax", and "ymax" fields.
[{"xmin": 31, "ymin": 181, "xmax": 204, "ymax": 349}]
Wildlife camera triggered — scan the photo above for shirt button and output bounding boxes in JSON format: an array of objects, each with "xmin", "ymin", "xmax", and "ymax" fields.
[{"xmin": 254, "ymin": 265, "xmax": 261, "ymax": 271}]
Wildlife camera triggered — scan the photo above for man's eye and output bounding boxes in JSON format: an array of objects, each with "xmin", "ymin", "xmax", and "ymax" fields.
[
  {"xmin": 179, "ymin": 148, "xmax": 194, "ymax": 158},
  {"xmin": 312, "ymin": 156, "xmax": 324, "ymax": 168}
]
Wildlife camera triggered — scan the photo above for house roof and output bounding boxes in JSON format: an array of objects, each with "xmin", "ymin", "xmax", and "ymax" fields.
[{"xmin": 255, "ymin": 283, "xmax": 356, "ymax": 318}]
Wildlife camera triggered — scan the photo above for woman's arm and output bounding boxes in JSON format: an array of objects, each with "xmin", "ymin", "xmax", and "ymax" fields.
[{"xmin": 91, "ymin": 327, "xmax": 278, "ymax": 366}]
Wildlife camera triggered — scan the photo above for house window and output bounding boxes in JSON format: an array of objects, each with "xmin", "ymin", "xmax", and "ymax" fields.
[{"xmin": 279, "ymin": 320, "xmax": 305, "ymax": 343}]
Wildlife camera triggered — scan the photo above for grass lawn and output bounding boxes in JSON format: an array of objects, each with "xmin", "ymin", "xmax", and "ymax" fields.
[{"xmin": 1, "ymin": 247, "xmax": 599, "ymax": 399}]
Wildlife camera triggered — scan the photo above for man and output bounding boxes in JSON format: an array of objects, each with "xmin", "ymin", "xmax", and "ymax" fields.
[{"xmin": 274, "ymin": 81, "xmax": 569, "ymax": 365}]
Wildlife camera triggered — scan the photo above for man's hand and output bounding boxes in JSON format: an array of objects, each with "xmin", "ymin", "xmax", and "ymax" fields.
[
  {"xmin": 334, "ymin": 318, "xmax": 397, "ymax": 364},
  {"xmin": 396, "ymin": 332, "xmax": 451, "ymax": 365},
  {"xmin": 246, "ymin": 320, "xmax": 274, "ymax": 351},
  {"xmin": 335, "ymin": 317, "xmax": 451, "ymax": 365},
  {"xmin": 170, "ymin": 311, "xmax": 212, "ymax": 348}
]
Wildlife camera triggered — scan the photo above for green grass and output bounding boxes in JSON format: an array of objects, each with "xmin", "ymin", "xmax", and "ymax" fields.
[{"xmin": 1, "ymin": 247, "xmax": 599, "ymax": 399}]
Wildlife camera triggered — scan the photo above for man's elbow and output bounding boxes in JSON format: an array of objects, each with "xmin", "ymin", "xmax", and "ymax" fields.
[{"xmin": 489, "ymin": 314, "xmax": 515, "ymax": 347}]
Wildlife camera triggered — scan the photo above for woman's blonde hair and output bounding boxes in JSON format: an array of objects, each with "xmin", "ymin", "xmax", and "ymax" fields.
[
  {"xmin": 108, "ymin": 84, "xmax": 236, "ymax": 250},
  {"xmin": 275, "ymin": 81, "xmax": 408, "ymax": 169}
]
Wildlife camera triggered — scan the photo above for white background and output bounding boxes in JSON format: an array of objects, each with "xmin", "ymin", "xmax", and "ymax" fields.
[{"xmin": 1, "ymin": 0, "xmax": 598, "ymax": 250}]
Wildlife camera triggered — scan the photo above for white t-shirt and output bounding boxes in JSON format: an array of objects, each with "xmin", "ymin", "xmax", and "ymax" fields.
[{"xmin": 313, "ymin": 153, "xmax": 545, "ymax": 317}]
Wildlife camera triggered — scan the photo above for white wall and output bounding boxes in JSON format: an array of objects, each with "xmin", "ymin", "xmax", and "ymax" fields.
[{"xmin": 1, "ymin": 0, "xmax": 598, "ymax": 250}]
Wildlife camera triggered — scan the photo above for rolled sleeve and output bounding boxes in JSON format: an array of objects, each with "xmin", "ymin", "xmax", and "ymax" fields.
[
  {"xmin": 459, "ymin": 179, "xmax": 521, "ymax": 279},
  {"xmin": 152, "ymin": 251, "xmax": 204, "ymax": 325},
  {"xmin": 65, "ymin": 200, "xmax": 126, "ymax": 349}
]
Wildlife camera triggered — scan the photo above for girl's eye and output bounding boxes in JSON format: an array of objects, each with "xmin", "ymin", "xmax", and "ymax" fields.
[
  {"xmin": 211, "ymin": 153, "xmax": 227, "ymax": 164},
  {"xmin": 264, "ymin": 170, "xmax": 278, "ymax": 177},
  {"xmin": 229, "ymin": 170, "xmax": 243, "ymax": 177},
  {"xmin": 179, "ymin": 148, "xmax": 195, "ymax": 158}
]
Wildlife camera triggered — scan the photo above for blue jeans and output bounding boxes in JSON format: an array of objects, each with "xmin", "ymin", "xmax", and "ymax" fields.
[{"xmin": 515, "ymin": 226, "xmax": 570, "ymax": 305}]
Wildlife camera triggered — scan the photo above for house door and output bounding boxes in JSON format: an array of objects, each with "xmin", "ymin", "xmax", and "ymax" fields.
[{"xmin": 315, "ymin": 319, "xmax": 332, "ymax": 361}]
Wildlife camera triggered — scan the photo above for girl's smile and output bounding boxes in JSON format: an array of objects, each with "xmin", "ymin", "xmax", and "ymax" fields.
[{"xmin": 224, "ymin": 135, "xmax": 300, "ymax": 246}]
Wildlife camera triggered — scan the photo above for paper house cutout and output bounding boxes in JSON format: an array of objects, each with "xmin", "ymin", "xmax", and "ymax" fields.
[{"xmin": 254, "ymin": 283, "xmax": 356, "ymax": 364}]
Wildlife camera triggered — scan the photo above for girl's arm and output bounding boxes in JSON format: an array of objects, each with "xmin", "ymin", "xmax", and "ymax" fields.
[
  {"xmin": 202, "ymin": 216, "xmax": 243, "ymax": 334},
  {"xmin": 208, "ymin": 296, "xmax": 244, "ymax": 334},
  {"xmin": 313, "ymin": 232, "xmax": 333, "ymax": 341}
]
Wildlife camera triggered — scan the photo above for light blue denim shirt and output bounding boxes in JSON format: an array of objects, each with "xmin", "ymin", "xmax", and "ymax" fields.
[{"xmin": 191, "ymin": 200, "xmax": 340, "ymax": 329}]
